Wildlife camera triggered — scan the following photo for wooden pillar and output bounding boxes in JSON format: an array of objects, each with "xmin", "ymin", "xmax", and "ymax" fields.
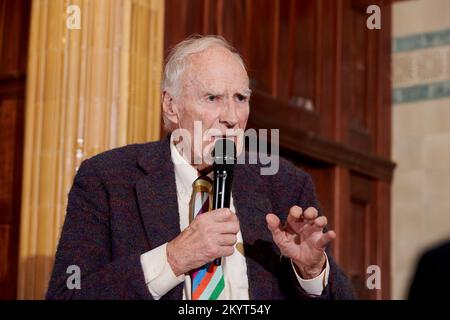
[{"xmin": 18, "ymin": 0, "xmax": 164, "ymax": 299}]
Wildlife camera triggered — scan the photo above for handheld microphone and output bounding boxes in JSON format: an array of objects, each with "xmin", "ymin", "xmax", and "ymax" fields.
[{"xmin": 212, "ymin": 138, "xmax": 236, "ymax": 266}]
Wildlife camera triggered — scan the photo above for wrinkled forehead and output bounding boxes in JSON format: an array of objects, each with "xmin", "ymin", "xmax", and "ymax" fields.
[{"xmin": 181, "ymin": 47, "xmax": 249, "ymax": 94}]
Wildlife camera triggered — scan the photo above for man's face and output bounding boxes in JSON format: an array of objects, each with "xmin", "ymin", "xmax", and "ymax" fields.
[{"xmin": 170, "ymin": 46, "xmax": 250, "ymax": 169}]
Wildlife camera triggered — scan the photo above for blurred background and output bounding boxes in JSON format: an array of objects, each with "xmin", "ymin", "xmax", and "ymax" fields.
[{"xmin": 0, "ymin": 0, "xmax": 449, "ymax": 300}]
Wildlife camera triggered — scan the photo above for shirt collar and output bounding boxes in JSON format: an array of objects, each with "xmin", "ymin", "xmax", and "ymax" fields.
[{"xmin": 170, "ymin": 135, "xmax": 202, "ymax": 197}]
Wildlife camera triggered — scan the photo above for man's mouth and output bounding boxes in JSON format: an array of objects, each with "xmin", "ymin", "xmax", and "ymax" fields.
[{"xmin": 209, "ymin": 134, "xmax": 238, "ymax": 144}]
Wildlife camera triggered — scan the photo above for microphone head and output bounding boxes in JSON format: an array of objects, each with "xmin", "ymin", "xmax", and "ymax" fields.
[{"xmin": 212, "ymin": 138, "xmax": 236, "ymax": 168}]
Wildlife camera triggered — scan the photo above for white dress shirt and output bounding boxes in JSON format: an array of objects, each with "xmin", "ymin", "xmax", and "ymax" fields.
[{"xmin": 140, "ymin": 138, "xmax": 329, "ymax": 299}]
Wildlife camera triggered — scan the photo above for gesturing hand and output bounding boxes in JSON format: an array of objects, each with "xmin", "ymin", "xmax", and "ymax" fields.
[{"xmin": 266, "ymin": 205, "xmax": 336, "ymax": 279}]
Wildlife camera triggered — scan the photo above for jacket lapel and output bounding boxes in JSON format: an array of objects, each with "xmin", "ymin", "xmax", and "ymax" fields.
[
  {"xmin": 233, "ymin": 164, "xmax": 276, "ymax": 300},
  {"xmin": 135, "ymin": 137, "xmax": 183, "ymax": 299}
]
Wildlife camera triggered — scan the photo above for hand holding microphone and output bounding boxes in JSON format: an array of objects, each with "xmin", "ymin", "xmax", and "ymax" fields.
[{"xmin": 166, "ymin": 138, "xmax": 238, "ymax": 276}]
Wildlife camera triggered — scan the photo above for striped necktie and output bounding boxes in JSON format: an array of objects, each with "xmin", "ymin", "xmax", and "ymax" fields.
[{"xmin": 190, "ymin": 175, "xmax": 225, "ymax": 300}]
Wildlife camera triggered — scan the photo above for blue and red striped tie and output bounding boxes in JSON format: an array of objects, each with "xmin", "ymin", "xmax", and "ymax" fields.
[{"xmin": 190, "ymin": 176, "xmax": 225, "ymax": 300}]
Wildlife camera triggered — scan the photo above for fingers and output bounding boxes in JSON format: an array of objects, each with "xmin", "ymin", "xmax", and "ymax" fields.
[
  {"xmin": 285, "ymin": 206, "xmax": 302, "ymax": 230},
  {"xmin": 208, "ymin": 208, "xmax": 237, "ymax": 223},
  {"xmin": 286, "ymin": 206, "xmax": 322, "ymax": 234},
  {"xmin": 303, "ymin": 207, "xmax": 319, "ymax": 220},
  {"xmin": 218, "ymin": 246, "xmax": 235, "ymax": 257},
  {"xmin": 316, "ymin": 230, "xmax": 336, "ymax": 249},
  {"xmin": 193, "ymin": 209, "xmax": 239, "ymax": 236},
  {"xmin": 217, "ymin": 234, "xmax": 237, "ymax": 246},
  {"xmin": 305, "ymin": 216, "xmax": 330, "ymax": 239},
  {"xmin": 213, "ymin": 220, "xmax": 240, "ymax": 234},
  {"xmin": 288, "ymin": 205, "xmax": 303, "ymax": 219},
  {"xmin": 266, "ymin": 213, "xmax": 283, "ymax": 237},
  {"xmin": 314, "ymin": 216, "xmax": 327, "ymax": 228},
  {"xmin": 286, "ymin": 206, "xmax": 318, "ymax": 225}
]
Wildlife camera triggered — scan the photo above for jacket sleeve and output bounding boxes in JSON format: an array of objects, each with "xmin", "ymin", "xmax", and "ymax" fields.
[
  {"xmin": 278, "ymin": 253, "xmax": 356, "ymax": 300},
  {"xmin": 280, "ymin": 172, "xmax": 356, "ymax": 300},
  {"xmin": 46, "ymin": 159, "xmax": 152, "ymax": 300}
]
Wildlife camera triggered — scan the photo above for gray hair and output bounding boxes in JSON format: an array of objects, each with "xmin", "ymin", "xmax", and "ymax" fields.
[{"xmin": 161, "ymin": 34, "xmax": 247, "ymax": 98}]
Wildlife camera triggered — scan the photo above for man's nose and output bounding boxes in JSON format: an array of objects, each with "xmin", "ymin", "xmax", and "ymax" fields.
[{"xmin": 219, "ymin": 98, "xmax": 239, "ymax": 128}]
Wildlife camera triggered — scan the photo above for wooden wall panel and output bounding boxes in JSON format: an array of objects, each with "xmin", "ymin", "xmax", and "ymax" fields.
[
  {"xmin": 219, "ymin": 0, "xmax": 251, "ymax": 56},
  {"xmin": 0, "ymin": 0, "xmax": 30, "ymax": 299},
  {"xmin": 347, "ymin": 173, "xmax": 375, "ymax": 299},
  {"xmin": 341, "ymin": 0, "xmax": 387, "ymax": 154},
  {"xmin": 291, "ymin": 0, "xmax": 316, "ymax": 106},
  {"xmin": 248, "ymin": 0, "xmax": 278, "ymax": 95}
]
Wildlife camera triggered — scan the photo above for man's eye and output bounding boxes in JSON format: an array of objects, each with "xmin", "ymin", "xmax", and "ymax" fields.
[
  {"xmin": 207, "ymin": 95, "xmax": 217, "ymax": 102},
  {"xmin": 236, "ymin": 94, "xmax": 248, "ymax": 102}
]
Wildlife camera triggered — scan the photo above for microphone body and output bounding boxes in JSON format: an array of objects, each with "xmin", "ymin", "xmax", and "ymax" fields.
[
  {"xmin": 212, "ymin": 139, "xmax": 236, "ymax": 266},
  {"xmin": 212, "ymin": 167, "xmax": 233, "ymax": 210}
]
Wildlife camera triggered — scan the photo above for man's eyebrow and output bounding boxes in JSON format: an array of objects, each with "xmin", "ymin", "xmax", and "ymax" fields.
[
  {"xmin": 239, "ymin": 89, "xmax": 252, "ymax": 97},
  {"xmin": 201, "ymin": 89, "xmax": 252, "ymax": 96},
  {"xmin": 203, "ymin": 91, "xmax": 223, "ymax": 96}
]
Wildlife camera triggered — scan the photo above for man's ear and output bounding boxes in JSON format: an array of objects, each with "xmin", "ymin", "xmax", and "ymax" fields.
[{"xmin": 162, "ymin": 91, "xmax": 179, "ymax": 126}]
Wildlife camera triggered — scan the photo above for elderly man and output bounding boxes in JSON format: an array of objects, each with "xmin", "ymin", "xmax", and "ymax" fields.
[{"xmin": 47, "ymin": 35, "xmax": 354, "ymax": 300}]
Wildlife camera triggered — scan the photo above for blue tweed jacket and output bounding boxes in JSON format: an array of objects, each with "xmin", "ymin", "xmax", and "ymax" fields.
[{"xmin": 46, "ymin": 136, "xmax": 355, "ymax": 300}]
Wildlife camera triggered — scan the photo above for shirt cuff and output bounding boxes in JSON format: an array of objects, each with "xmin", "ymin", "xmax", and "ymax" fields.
[
  {"xmin": 140, "ymin": 242, "xmax": 185, "ymax": 300},
  {"xmin": 291, "ymin": 253, "xmax": 330, "ymax": 296}
]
